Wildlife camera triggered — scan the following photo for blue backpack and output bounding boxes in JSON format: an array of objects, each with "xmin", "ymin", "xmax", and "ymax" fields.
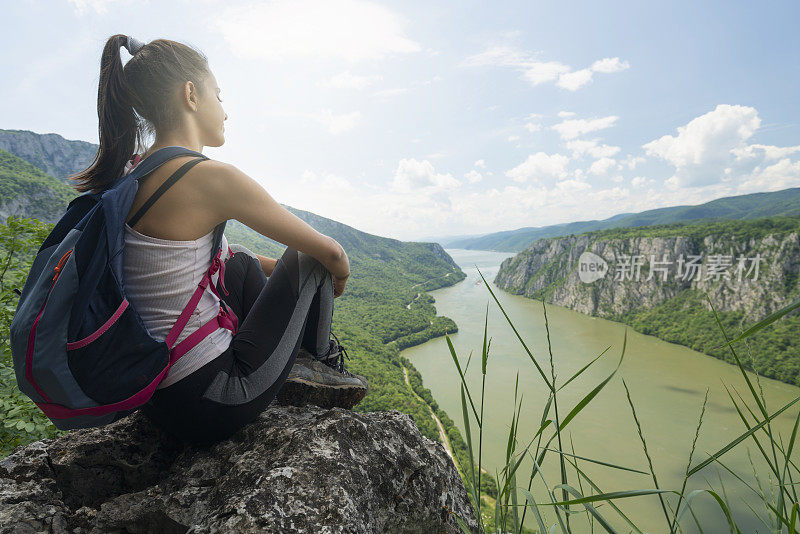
[{"xmin": 10, "ymin": 146, "xmax": 238, "ymax": 430}]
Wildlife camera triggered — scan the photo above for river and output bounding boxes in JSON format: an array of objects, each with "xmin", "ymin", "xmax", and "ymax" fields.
[{"xmin": 402, "ymin": 248, "xmax": 800, "ymax": 533}]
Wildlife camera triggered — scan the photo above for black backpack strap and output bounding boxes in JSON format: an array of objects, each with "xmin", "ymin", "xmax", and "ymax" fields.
[
  {"xmin": 210, "ymin": 220, "xmax": 227, "ymax": 263},
  {"xmin": 127, "ymin": 156, "xmax": 208, "ymax": 227}
]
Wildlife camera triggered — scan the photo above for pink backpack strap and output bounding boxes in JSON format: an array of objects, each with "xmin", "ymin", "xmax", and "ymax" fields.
[{"xmin": 164, "ymin": 247, "xmax": 238, "ymax": 366}]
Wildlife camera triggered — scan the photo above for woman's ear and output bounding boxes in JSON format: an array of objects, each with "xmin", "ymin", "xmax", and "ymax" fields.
[{"xmin": 183, "ymin": 80, "xmax": 199, "ymax": 112}]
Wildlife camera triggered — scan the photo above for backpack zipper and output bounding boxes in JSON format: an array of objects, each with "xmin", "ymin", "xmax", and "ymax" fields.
[{"xmin": 53, "ymin": 250, "xmax": 72, "ymax": 281}]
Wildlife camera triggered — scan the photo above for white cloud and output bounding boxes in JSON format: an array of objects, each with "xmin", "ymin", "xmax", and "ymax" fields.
[
  {"xmin": 552, "ymin": 116, "xmax": 619, "ymax": 140},
  {"xmin": 620, "ymin": 154, "xmax": 646, "ymax": 170},
  {"xmin": 392, "ymin": 158, "xmax": 460, "ymax": 192},
  {"xmin": 506, "ymin": 152, "xmax": 570, "ymax": 183},
  {"xmin": 589, "ymin": 157, "xmax": 617, "ymax": 175},
  {"xmin": 213, "ymin": 0, "xmax": 421, "ymax": 62},
  {"xmin": 557, "ymin": 68, "xmax": 593, "ymax": 91},
  {"xmin": 464, "ymin": 170, "xmax": 483, "ymax": 183},
  {"xmin": 631, "ymin": 176, "xmax": 653, "ymax": 188},
  {"xmin": 732, "ymin": 143, "xmax": 800, "ymax": 162},
  {"xmin": 322, "ymin": 71, "xmax": 383, "ymax": 89},
  {"xmin": 566, "ymin": 139, "xmax": 621, "ymax": 159},
  {"xmin": 591, "ymin": 57, "xmax": 631, "ymax": 73},
  {"xmin": 508, "ymin": 135, "xmax": 520, "ymax": 142},
  {"xmin": 522, "ymin": 61, "xmax": 572, "ymax": 85},
  {"xmin": 736, "ymin": 158, "xmax": 800, "ymax": 193},
  {"xmin": 525, "ymin": 122, "xmax": 542, "ymax": 133},
  {"xmin": 558, "ymin": 111, "xmax": 577, "ymax": 118},
  {"xmin": 460, "ymin": 46, "xmax": 629, "ymax": 91},
  {"xmin": 643, "ymin": 104, "xmax": 762, "ymax": 187}
]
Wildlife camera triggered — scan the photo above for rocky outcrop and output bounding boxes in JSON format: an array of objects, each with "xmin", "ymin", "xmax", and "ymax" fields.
[
  {"xmin": 0, "ymin": 404, "xmax": 479, "ymax": 533},
  {"xmin": 0, "ymin": 129, "xmax": 96, "ymax": 184},
  {"xmin": 494, "ymin": 226, "xmax": 800, "ymax": 323}
]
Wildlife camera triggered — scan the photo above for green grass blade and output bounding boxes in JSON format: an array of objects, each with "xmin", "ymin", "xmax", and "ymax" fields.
[
  {"xmin": 673, "ymin": 489, "xmax": 741, "ymax": 534},
  {"xmin": 559, "ymin": 331, "xmax": 626, "ymax": 432},
  {"xmin": 539, "ymin": 447, "xmax": 649, "ymax": 475},
  {"xmin": 535, "ymin": 488, "xmax": 675, "ymax": 506},
  {"xmin": 517, "ymin": 487, "xmax": 548, "ymax": 534},
  {"xmin": 448, "ymin": 334, "xmax": 481, "ymax": 424},
  {"xmin": 705, "ymin": 294, "xmax": 769, "ymax": 420},
  {"xmin": 475, "ymin": 265, "xmax": 553, "ymax": 390},
  {"xmin": 566, "ymin": 458, "xmax": 644, "ymax": 534},
  {"xmin": 557, "ymin": 345, "xmax": 612, "ymax": 393},
  {"xmin": 688, "ymin": 393, "xmax": 800, "ymax": 476},
  {"xmin": 460, "ymin": 383, "xmax": 480, "ymax": 516},
  {"xmin": 551, "ymin": 484, "xmax": 619, "ymax": 533}
]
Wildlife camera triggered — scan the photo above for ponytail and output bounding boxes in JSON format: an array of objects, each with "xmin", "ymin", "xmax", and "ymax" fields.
[
  {"xmin": 69, "ymin": 34, "xmax": 140, "ymax": 193},
  {"xmin": 69, "ymin": 35, "xmax": 209, "ymax": 193}
]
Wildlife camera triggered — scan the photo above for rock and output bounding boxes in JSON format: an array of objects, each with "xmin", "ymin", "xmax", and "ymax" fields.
[
  {"xmin": 0, "ymin": 405, "xmax": 480, "ymax": 533},
  {"xmin": 494, "ymin": 230, "xmax": 800, "ymax": 323},
  {"xmin": 0, "ymin": 129, "xmax": 97, "ymax": 184}
]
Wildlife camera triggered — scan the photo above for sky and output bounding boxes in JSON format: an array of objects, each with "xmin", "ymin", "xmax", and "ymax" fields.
[{"xmin": 3, "ymin": 0, "xmax": 800, "ymax": 241}]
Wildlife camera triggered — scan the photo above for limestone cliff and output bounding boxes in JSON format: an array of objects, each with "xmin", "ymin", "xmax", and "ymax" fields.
[{"xmin": 494, "ymin": 218, "xmax": 800, "ymax": 324}]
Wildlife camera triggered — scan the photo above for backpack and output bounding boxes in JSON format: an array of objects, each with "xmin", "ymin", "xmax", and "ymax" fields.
[{"xmin": 9, "ymin": 145, "xmax": 239, "ymax": 431}]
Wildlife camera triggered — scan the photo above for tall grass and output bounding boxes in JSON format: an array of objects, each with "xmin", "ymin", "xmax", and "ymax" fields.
[{"xmin": 448, "ymin": 266, "xmax": 800, "ymax": 534}]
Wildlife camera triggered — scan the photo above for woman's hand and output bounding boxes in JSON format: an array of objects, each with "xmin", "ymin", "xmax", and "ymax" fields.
[
  {"xmin": 333, "ymin": 273, "xmax": 348, "ymax": 298},
  {"xmin": 328, "ymin": 242, "xmax": 349, "ymax": 297},
  {"xmin": 255, "ymin": 254, "xmax": 278, "ymax": 277}
]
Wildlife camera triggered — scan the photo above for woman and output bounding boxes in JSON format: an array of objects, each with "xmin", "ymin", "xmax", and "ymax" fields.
[{"xmin": 69, "ymin": 34, "xmax": 368, "ymax": 445}]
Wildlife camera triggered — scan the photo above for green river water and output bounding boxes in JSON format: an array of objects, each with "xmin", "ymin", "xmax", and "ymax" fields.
[{"xmin": 402, "ymin": 248, "xmax": 800, "ymax": 533}]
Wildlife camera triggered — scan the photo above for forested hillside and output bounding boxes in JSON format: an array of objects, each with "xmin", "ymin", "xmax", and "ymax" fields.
[{"xmin": 0, "ymin": 148, "xmax": 77, "ymax": 223}]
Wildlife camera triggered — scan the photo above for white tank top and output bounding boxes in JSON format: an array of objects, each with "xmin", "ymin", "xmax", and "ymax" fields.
[{"xmin": 121, "ymin": 156, "xmax": 234, "ymax": 389}]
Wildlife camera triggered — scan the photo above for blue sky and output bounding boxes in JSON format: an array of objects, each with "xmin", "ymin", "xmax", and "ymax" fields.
[{"xmin": 3, "ymin": 0, "xmax": 799, "ymax": 240}]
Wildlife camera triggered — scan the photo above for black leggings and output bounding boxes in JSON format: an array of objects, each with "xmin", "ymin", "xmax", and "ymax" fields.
[{"xmin": 141, "ymin": 245, "xmax": 334, "ymax": 445}]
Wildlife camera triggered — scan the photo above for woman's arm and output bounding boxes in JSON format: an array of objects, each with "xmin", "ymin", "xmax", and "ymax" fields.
[{"xmin": 194, "ymin": 160, "xmax": 350, "ymax": 279}]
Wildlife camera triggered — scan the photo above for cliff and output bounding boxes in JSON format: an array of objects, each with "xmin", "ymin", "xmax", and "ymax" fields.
[
  {"xmin": 0, "ymin": 129, "xmax": 97, "ymax": 184},
  {"xmin": 493, "ymin": 217, "xmax": 800, "ymax": 385},
  {"xmin": 494, "ymin": 217, "xmax": 800, "ymax": 324},
  {"xmin": 0, "ymin": 404, "xmax": 479, "ymax": 533}
]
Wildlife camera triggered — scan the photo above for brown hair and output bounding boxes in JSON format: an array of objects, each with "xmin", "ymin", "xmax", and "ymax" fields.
[{"xmin": 69, "ymin": 34, "xmax": 211, "ymax": 193}]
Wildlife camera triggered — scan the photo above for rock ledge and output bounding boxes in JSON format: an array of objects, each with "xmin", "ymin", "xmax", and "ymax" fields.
[{"xmin": 1, "ymin": 404, "xmax": 479, "ymax": 533}]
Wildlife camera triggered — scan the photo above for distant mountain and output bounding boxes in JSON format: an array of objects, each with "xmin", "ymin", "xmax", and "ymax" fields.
[
  {"xmin": 0, "ymin": 148, "xmax": 78, "ymax": 223},
  {"xmin": 417, "ymin": 232, "xmax": 485, "ymax": 246},
  {"xmin": 0, "ymin": 131, "xmax": 462, "ymax": 276},
  {"xmin": 0, "ymin": 129, "xmax": 97, "ymax": 184},
  {"xmin": 449, "ymin": 188, "xmax": 800, "ymax": 252}
]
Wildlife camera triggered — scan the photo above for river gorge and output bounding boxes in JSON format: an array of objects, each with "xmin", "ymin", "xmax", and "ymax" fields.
[{"xmin": 402, "ymin": 248, "xmax": 800, "ymax": 533}]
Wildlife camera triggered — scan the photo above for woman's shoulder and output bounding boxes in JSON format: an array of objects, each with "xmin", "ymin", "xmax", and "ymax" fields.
[{"xmin": 189, "ymin": 158, "xmax": 261, "ymax": 208}]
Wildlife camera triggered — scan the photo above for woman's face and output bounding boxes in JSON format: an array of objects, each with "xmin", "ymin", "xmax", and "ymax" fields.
[{"xmin": 194, "ymin": 71, "xmax": 227, "ymax": 147}]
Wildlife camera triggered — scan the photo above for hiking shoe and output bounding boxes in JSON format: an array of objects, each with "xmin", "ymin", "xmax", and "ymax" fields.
[{"xmin": 276, "ymin": 334, "xmax": 369, "ymax": 409}]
